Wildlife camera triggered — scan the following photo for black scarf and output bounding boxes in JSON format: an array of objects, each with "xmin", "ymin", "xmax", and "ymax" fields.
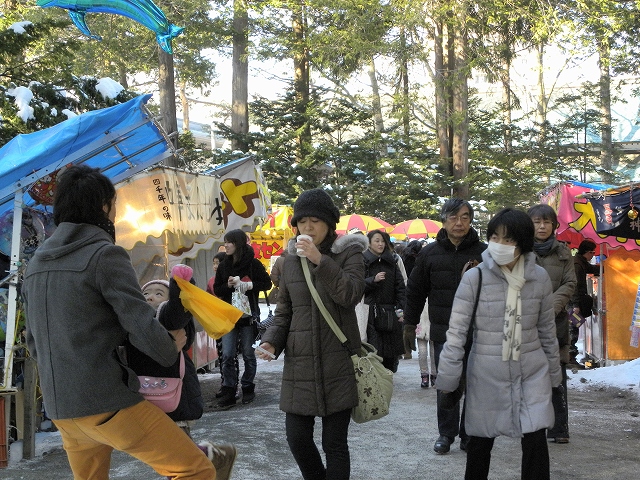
[{"xmin": 90, "ymin": 218, "xmax": 116, "ymax": 243}]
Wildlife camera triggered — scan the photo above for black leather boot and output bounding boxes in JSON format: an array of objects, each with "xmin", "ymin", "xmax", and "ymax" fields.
[
  {"xmin": 242, "ymin": 383, "xmax": 255, "ymax": 404},
  {"xmin": 216, "ymin": 386, "xmax": 237, "ymax": 409}
]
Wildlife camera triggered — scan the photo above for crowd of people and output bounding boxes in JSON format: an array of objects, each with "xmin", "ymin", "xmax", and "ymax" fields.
[{"xmin": 21, "ymin": 168, "xmax": 599, "ymax": 480}]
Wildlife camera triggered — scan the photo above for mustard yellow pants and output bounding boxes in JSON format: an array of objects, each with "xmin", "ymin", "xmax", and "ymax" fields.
[{"xmin": 53, "ymin": 400, "xmax": 215, "ymax": 480}]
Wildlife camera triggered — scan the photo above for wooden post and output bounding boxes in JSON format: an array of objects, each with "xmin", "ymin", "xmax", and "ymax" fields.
[
  {"xmin": 21, "ymin": 357, "xmax": 37, "ymax": 459},
  {"xmin": 0, "ymin": 395, "xmax": 7, "ymax": 467}
]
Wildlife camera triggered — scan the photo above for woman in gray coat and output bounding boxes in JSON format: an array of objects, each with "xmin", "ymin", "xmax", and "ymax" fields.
[
  {"xmin": 528, "ymin": 203, "xmax": 576, "ymax": 443},
  {"xmin": 258, "ymin": 188, "xmax": 367, "ymax": 480},
  {"xmin": 437, "ymin": 208, "xmax": 562, "ymax": 480}
]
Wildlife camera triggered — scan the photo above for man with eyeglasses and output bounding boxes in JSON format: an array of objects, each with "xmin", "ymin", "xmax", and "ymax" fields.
[{"xmin": 404, "ymin": 198, "xmax": 486, "ymax": 454}]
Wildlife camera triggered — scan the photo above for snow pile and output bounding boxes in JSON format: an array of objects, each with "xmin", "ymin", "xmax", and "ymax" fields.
[
  {"xmin": 8, "ymin": 431, "xmax": 62, "ymax": 466},
  {"xmin": 96, "ymin": 78, "xmax": 124, "ymax": 100},
  {"xmin": 568, "ymin": 356, "xmax": 640, "ymax": 394},
  {"xmin": 9, "ymin": 21, "xmax": 32, "ymax": 34}
]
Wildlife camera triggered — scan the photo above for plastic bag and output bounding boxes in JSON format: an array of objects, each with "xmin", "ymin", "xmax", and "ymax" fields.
[
  {"xmin": 174, "ymin": 276, "xmax": 243, "ymax": 339},
  {"xmin": 231, "ymin": 289, "xmax": 252, "ymax": 316}
]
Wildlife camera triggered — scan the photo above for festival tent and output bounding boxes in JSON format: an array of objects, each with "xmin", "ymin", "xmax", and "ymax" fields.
[
  {"xmin": 116, "ymin": 157, "xmax": 271, "ymax": 285},
  {"xmin": 112, "ymin": 157, "xmax": 270, "ymax": 373},
  {"xmin": 336, "ymin": 214, "xmax": 392, "ymax": 235},
  {"xmin": 575, "ymin": 184, "xmax": 640, "ymax": 360},
  {"xmin": 389, "ymin": 218, "xmax": 442, "ymax": 240},
  {"xmin": 539, "ymin": 181, "xmax": 636, "ymax": 251},
  {"xmin": 540, "ymin": 181, "xmax": 640, "ymax": 365},
  {"xmin": 0, "ymin": 96, "xmax": 272, "ymax": 388}
]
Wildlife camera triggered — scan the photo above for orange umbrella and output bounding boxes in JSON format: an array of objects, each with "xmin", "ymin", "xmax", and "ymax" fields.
[
  {"xmin": 390, "ymin": 219, "xmax": 443, "ymax": 239},
  {"xmin": 335, "ymin": 214, "xmax": 392, "ymax": 235}
]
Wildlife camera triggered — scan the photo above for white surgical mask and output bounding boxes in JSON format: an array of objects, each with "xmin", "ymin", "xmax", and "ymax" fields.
[{"xmin": 488, "ymin": 241, "xmax": 519, "ymax": 266}]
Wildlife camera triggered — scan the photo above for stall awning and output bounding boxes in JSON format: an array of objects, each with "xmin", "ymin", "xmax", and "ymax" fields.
[
  {"xmin": 577, "ymin": 184, "xmax": 640, "ymax": 240},
  {"xmin": 539, "ymin": 181, "xmax": 640, "ymax": 251},
  {"xmin": 0, "ymin": 94, "xmax": 173, "ymax": 216},
  {"xmin": 116, "ymin": 157, "xmax": 271, "ymax": 256}
]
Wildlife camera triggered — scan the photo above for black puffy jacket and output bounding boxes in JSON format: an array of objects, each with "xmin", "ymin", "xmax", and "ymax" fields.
[{"xmin": 404, "ymin": 228, "xmax": 486, "ymax": 343}]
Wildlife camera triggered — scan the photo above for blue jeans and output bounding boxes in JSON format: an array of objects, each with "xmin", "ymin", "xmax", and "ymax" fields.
[
  {"xmin": 220, "ymin": 324, "xmax": 257, "ymax": 388},
  {"xmin": 286, "ymin": 409, "xmax": 351, "ymax": 480}
]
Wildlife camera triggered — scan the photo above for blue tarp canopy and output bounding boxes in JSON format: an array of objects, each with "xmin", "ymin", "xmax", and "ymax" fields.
[
  {"xmin": 1, "ymin": 94, "xmax": 174, "ymax": 389},
  {"xmin": 0, "ymin": 94, "xmax": 174, "ymax": 216}
]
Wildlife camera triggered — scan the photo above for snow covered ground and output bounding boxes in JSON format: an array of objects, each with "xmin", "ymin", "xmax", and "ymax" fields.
[{"xmin": 7, "ymin": 306, "xmax": 640, "ymax": 467}]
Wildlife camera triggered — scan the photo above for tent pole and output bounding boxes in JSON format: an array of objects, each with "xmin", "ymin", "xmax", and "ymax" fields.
[
  {"xmin": 2, "ymin": 191, "xmax": 22, "ymax": 391},
  {"xmin": 164, "ymin": 230, "xmax": 169, "ymax": 279},
  {"xmin": 599, "ymin": 244, "xmax": 606, "ymax": 365}
]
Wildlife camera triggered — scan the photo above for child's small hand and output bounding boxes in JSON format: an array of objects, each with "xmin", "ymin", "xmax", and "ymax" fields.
[{"xmin": 171, "ymin": 264, "xmax": 193, "ymax": 282}]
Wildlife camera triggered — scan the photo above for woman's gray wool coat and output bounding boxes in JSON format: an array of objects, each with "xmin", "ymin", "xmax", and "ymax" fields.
[
  {"xmin": 260, "ymin": 234, "xmax": 368, "ymax": 417},
  {"xmin": 436, "ymin": 250, "xmax": 562, "ymax": 439}
]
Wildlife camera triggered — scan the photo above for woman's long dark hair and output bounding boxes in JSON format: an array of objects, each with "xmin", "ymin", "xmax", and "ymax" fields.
[{"xmin": 223, "ymin": 229, "xmax": 250, "ymax": 264}]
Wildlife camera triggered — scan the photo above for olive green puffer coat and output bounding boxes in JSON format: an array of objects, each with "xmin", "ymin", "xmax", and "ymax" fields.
[
  {"xmin": 532, "ymin": 238, "xmax": 576, "ymax": 349},
  {"xmin": 260, "ymin": 234, "xmax": 368, "ymax": 417}
]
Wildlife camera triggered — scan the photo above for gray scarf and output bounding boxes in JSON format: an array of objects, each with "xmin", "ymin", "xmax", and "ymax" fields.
[{"xmin": 533, "ymin": 236, "xmax": 555, "ymax": 256}]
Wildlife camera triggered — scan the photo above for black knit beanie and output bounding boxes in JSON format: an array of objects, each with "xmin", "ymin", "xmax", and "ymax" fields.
[{"xmin": 291, "ymin": 189, "xmax": 341, "ymax": 231}]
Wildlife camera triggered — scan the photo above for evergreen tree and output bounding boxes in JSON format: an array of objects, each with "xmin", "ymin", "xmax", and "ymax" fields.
[{"xmin": 0, "ymin": 6, "xmax": 136, "ymax": 147}]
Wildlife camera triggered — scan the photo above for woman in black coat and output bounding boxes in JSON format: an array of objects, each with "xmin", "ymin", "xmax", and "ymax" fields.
[
  {"xmin": 364, "ymin": 229, "xmax": 406, "ymax": 372},
  {"xmin": 214, "ymin": 229, "xmax": 272, "ymax": 408}
]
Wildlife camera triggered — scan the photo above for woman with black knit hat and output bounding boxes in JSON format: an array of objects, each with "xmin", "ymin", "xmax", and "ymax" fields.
[{"xmin": 257, "ymin": 188, "xmax": 368, "ymax": 480}]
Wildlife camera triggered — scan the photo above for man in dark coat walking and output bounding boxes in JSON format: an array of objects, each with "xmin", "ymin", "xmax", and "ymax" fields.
[{"xmin": 404, "ymin": 198, "xmax": 487, "ymax": 454}]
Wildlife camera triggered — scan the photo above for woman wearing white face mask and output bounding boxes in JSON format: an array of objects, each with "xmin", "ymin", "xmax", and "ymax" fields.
[{"xmin": 436, "ymin": 208, "xmax": 562, "ymax": 480}]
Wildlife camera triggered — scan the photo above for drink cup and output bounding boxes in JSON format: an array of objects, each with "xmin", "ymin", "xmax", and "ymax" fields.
[{"xmin": 296, "ymin": 234, "xmax": 312, "ymax": 257}]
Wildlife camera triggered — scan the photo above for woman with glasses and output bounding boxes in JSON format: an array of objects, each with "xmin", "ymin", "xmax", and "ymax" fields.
[{"xmin": 527, "ymin": 204, "xmax": 576, "ymax": 444}]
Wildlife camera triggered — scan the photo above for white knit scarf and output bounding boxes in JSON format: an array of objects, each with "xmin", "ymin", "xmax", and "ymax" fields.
[{"xmin": 500, "ymin": 256, "xmax": 525, "ymax": 361}]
